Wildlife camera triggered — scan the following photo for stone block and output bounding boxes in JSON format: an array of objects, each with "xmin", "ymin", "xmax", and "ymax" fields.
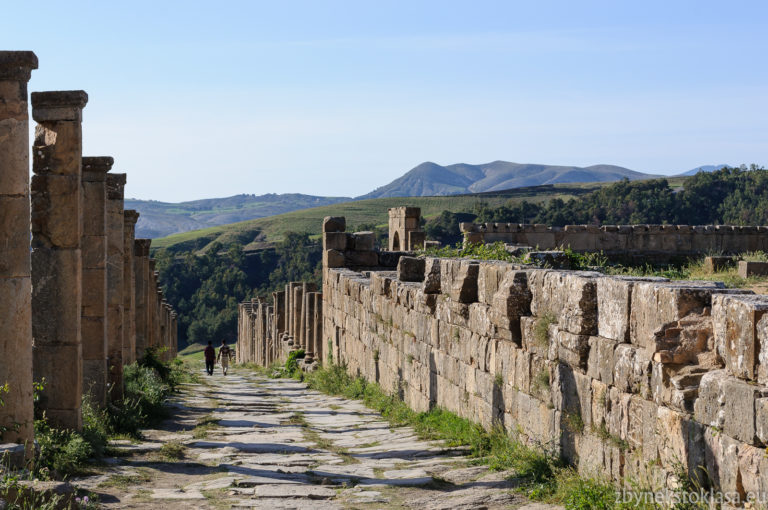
[
  {"xmin": 704, "ymin": 256, "xmax": 734, "ymax": 273},
  {"xmin": 712, "ymin": 293, "xmax": 768, "ymax": 381},
  {"xmin": 442, "ymin": 260, "xmax": 480, "ymax": 303},
  {"xmin": 344, "ymin": 250, "xmax": 379, "ymax": 267},
  {"xmin": 322, "ymin": 216, "xmax": 345, "ymax": 233},
  {"xmin": 555, "ymin": 329, "xmax": 590, "ymax": 371},
  {"xmin": 489, "ymin": 270, "xmax": 531, "ymax": 331},
  {"xmin": 323, "ymin": 232, "xmax": 349, "ymax": 251},
  {"xmin": 422, "ymin": 257, "xmax": 441, "ymax": 294},
  {"xmin": 757, "ymin": 398, "xmax": 768, "ymax": 444},
  {"xmin": 612, "ymin": 344, "xmax": 651, "ymax": 396},
  {"xmin": 477, "ymin": 261, "xmax": 509, "ymax": 304},
  {"xmin": 0, "ymin": 195, "xmax": 32, "ymax": 278},
  {"xmin": 531, "ymin": 270, "xmax": 600, "ymax": 335},
  {"xmin": 586, "ymin": 336, "xmax": 616, "ymax": 384},
  {"xmin": 397, "ymin": 256, "xmax": 425, "ymax": 282},
  {"xmin": 739, "ymin": 260, "xmax": 768, "ymax": 278},
  {"xmin": 596, "ymin": 276, "xmax": 667, "ymax": 342},
  {"xmin": 30, "ymin": 174, "xmax": 82, "ymax": 248},
  {"xmin": 31, "ymin": 248, "xmax": 82, "ymax": 345},
  {"xmin": 323, "ymin": 249, "xmax": 345, "ymax": 268},
  {"xmin": 378, "ymin": 251, "xmax": 407, "ymax": 268},
  {"xmin": 352, "ymin": 231, "xmax": 375, "ymax": 251},
  {"xmin": 693, "ymin": 369, "xmax": 727, "ymax": 430},
  {"xmin": 630, "ymin": 281, "xmax": 723, "ymax": 351},
  {"xmin": 722, "ymin": 376, "xmax": 768, "ymax": 443},
  {"xmin": 520, "ymin": 316, "xmax": 550, "ymax": 358}
]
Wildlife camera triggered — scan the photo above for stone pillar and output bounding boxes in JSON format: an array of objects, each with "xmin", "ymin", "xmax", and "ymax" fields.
[
  {"xmin": 170, "ymin": 312, "xmax": 178, "ymax": 358},
  {"xmin": 31, "ymin": 90, "xmax": 88, "ymax": 431},
  {"xmin": 106, "ymin": 173, "xmax": 125, "ymax": 401},
  {"xmin": 158, "ymin": 292, "xmax": 166, "ymax": 359},
  {"xmin": 147, "ymin": 261, "xmax": 156, "ymax": 349},
  {"xmin": 133, "ymin": 239, "xmax": 151, "ymax": 360},
  {"xmin": 0, "ymin": 51, "xmax": 37, "ymax": 447},
  {"xmin": 293, "ymin": 285, "xmax": 304, "ymax": 350},
  {"xmin": 81, "ymin": 156, "xmax": 112, "ymax": 407},
  {"xmin": 122, "ymin": 210, "xmax": 139, "ymax": 365},
  {"xmin": 313, "ymin": 292, "xmax": 323, "ymax": 363},
  {"xmin": 304, "ymin": 292, "xmax": 316, "ymax": 362}
]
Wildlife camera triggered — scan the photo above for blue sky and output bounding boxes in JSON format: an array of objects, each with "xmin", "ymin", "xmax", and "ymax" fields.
[{"xmin": 5, "ymin": 0, "xmax": 767, "ymax": 201}]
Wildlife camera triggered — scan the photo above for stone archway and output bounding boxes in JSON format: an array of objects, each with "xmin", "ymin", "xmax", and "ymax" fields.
[{"xmin": 392, "ymin": 231, "xmax": 400, "ymax": 251}]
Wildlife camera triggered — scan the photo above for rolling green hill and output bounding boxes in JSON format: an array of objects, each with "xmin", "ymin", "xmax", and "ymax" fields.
[
  {"xmin": 126, "ymin": 193, "xmax": 351, "ymax": 239},
  {"xmin": 151, "ymin": 180, "xmax": 679, "ymax": 253}
]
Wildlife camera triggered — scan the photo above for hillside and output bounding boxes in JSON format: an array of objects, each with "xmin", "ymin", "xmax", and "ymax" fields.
[
  {"xmin": 359, "ymin": 161, "xmax": 659, "ymax": 199},
  {"xmin": 125, "ymin": 193, "xmax": 351, "ymax": 238},
  {"xmin": 150, "ymin": 181, "xmax": 623, "ymax": 253},
  {"xmin": 676, "ymin": 164, "xmax": 729, "ymax": 177}
]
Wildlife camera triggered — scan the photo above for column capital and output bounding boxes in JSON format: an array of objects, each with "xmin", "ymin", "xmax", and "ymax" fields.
[
  {"xmin": 0, "ymin": 51, "xmax": 38, "ymax": 81},
  {"xmin": 32, "ymin": 90, "xmax": 88, "ymax": 122},
  {"xmin": 106, "ymin": 173, "xmax": 126, "ymax": 200},
  {"xmin": 124, "ymin": 209, "xmax": 140, "ymax": 225},
  {"xmin": 134, "ymin": 238, "xmax": 152, "ymax": 257},
  {"xmin": 82, "ymin": 157, "xmax": 114, "ymax": 181}
]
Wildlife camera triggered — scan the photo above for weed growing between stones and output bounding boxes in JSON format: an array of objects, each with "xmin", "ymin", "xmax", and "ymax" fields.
[
  {"xmin": 192, "ymin": 415, "xmax": 220, "ymax": 439},
  {"xmin": 158, "ymin": 440, "xmax": 186, "ymax": 460},
  {"xmin": 534, "ymin": 312, "xmax": 556, "ymax": 347}
]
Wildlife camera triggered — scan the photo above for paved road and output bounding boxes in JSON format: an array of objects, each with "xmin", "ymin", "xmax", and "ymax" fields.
[{"xmin": 74, "ymin": 368, "xmax": 561, "ymax": 509}]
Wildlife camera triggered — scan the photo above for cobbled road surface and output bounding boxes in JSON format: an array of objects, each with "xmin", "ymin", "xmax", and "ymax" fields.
[{"xmin": 73, "ymin": 367, "xmax": 562, "ymax": 509}]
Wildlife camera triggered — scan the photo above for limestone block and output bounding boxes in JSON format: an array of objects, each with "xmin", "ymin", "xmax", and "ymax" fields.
[
  {"xmin": 30, "ymin": 174, "xmax": 81, "ymax": 248},
  {"xmin": 586, "ymin": 336, "xmax": 617, "ymax": 384},
  {"xmin": 422, "ymin": 257, "xmax": 441, "ymax": 294},
  {"xmin": 739, "ymin": 260, "xmax": 768, "ymax": 278},
  {"xmin": 351, "ymin": 231, "xmax": 375, "ymax": 251},
  {"xmin": 516, "ymin": 392, "xmax": 558, "ymax": 443},
  {"xmin": 344, "ymin": 250, "xmax": 378, "ymax": 267},
  {"xmin": 712, "ymin": 294, "xmax": 768, "ymax": 381},
  {"xmin": 693, "ymin": 369, "xmax": 727, "ymax": 430},
  {"xmin": 722, "ymin": 377, "xmax": 768, "ymax": 443},
  {"xmin": 704, "ymin": 256, "xmax": 734, "ymax": 273},
  {"xmin": 514, "ymin": 349, "xmax": 531, "ymax": 393},
  {"xmin": 703, "ymin": 428, "xmax": 742, "ymax": 494},
  {"xmin": 323, "ymin": 232, "xmax": 349, "ymax": 251},
  {"xmin": 323, "ymin": 249, "xmax": 345, "ymax": 269},
  {"xmin": 555, "ymin": 329, "xmax": 590, "ymax": 371},
  {"xmin": 489, "ymin": 270, "xmax": 531, "ymax": 333},
  {"xmin": 612, "ymin": 344, "xmax": 651, "ymax": 396},
  {"xmin": 577, "ymin": 432, "xmax": 623, "ymax": 481},
  {"xmin": 397, "ymin": 256, "xmax": 425, "ymax": 282},
  {"xmin": 596, "ymin": 276, "xmax": 667, "ymax": 342},
  {"xmin": 531, "ymin": 271, "xmax": 600, "ymax": 335},
  {"xmin": 447, "ymin": 260, "xmax": 479, "ymax": 303},
  {"xmin": 757, "ymin": 398, "xmax": 768, "ymax": 444},
  {"xmin": 477, "ymin": 260, "xmax": 511, "ymax": 304},
  {"xmin": 0, "ymin": 195, "xmax": 32, "ymax": 278},
  {"xmin": 520, "ymin": 316, "xmax": 549, "ymax": 358},
  {"xmin": 322, "ymin": 216, "xmax": 345, "ymax": 232},
  {"xmin": 31, "ymin": 248, "xmax": 81, "ymax": 344},
  {"xmin": 630, "ymin": 281, "xmax": 724, "ymax": 351}
]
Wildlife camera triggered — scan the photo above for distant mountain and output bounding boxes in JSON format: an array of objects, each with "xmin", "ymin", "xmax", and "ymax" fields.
[
  {"xmin": 676, "ymin": 164, "xmax": 729, "ymax": 177},
  {"xmin": 126, "ymin": 193, "xmax": 351, "ymax": 239},
  {"xmin": 358, "ymin": 161, "xmax": 659, "ymax": 199}
]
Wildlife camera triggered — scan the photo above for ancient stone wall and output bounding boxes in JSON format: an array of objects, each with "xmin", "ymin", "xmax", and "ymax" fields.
[
  {"xmin": 0, "ymin": 51, "xmax": 176, "ymax": 457},
  {"xmin": 304, "ymin": 216, "xmax": 768, "ymax": 496},
  {"xmin": 460, "ymin": 222, "xmax": 768, "ymax": 259}
]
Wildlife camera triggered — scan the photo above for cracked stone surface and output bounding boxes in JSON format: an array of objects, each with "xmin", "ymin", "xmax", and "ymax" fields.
[{"xmin": 73, "ymin": 367, "xmax": 563, "ymax": 509}]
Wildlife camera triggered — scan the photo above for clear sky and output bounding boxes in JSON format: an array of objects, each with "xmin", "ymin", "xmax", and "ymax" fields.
[{"xmin": 5, "ymin": 0, "xmax": 767, "ymax": 201}]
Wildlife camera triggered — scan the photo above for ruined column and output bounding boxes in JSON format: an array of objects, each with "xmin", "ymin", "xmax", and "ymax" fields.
[
  {"xmin": 106, "ymin": 173, "xmax": 125, "ymax": 401},
  {"xmin": 133, "ymin": 239, "xmax": 151, "ymax": 360},
  {"xmin": 81, "ymin": 157, "xmax": 112, "ymax": 407},
  {"xmin": 122, "ymin": 210, "xmax": 139, "ymax": 365},
  {"xmin": 304, "ymin": 292, "xmax": 316, "ymax": 362},
  {"xmin": 31, "ymin": 90, "xmax": 88, "ymax": 430},
  {"xmin": 293, "ymin": 285, "xmax": 304, "ymax": 350},
  {"xmin": 0, "ymin": 51, "xmax": 37, "ymax": 447},
  {"xmin": 147, "ymin": 261, "xmax": 157, "ymax": 349},
  {"xmin": 313, "ymin": 292, "xmax": 323, "ymax": 363},
  {"xmin": 170, "ymin": 312, "xmax": 178, "ymax": 358}
]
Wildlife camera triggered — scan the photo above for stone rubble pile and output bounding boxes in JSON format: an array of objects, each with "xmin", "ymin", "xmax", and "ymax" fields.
[{"xmin": 0, "ymin": 51, "xmax": 177, "ymax": 455}]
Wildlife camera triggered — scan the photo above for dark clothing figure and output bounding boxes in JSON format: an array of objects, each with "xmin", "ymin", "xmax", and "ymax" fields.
[
  {"xmin": 204, "ymin": 345, "xmax": 216, "ymax": 376},
  {"xmin": 217, "ymin": 344, "xmax": 233, "ymax": 375}
]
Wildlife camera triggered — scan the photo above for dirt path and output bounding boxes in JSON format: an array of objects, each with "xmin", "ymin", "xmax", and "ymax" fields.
[{"xmin": 72, "ymin": 368, "xmax": 561, "ymax": 509}]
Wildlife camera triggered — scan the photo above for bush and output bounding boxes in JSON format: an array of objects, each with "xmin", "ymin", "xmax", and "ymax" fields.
[{"xmin": 34, "ymin": 418, "xmax": 94, "ymax": 477}]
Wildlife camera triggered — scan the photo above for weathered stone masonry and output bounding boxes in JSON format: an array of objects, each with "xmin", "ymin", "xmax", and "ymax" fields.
[
  {"xmin": 0, "ymin": 51, "xmax": 176, "ymax": 456},
  {"xmin": 240, "ymin": 213, "xmax": 768, "ymax": 495}
]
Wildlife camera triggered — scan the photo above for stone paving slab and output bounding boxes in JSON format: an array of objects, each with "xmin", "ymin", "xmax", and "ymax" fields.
[{"xmin": 74, "ymin": 367, "xmax": 563, "ymax": 509}]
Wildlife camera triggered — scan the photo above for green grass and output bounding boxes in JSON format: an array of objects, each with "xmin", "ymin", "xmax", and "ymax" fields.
[
  {"xmin": 148, "ymin": 182, "xmax": 633, "ymax": 251},
  {"xmin": 534, "ymin": 313, "xmax": 557, "ymax": 347}
]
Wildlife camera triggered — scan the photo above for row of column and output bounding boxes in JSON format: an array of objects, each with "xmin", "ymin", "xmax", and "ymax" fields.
[
  {"xmin": 236, "ymin": 281, "xmax": 323, "ymax": 367},
  {"xmin": 0, "ymin": 51, "xmax": 177, "ymax": 452}
]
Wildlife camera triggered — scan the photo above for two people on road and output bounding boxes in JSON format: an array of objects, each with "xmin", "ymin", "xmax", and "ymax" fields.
[{"xmin": 204, "ymin": 340, "xmax": 233, "ymax": 376}]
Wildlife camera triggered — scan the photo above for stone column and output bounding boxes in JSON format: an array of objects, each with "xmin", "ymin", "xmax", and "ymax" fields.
[
  {"xmin": 170, "ymin": 312, "xmax": 178, "ymax": 358},
  {"xmin": 313, "ymin": 293, "xmax": 323, "ymax": 363},
  {"xmin": 147, "ymin": 261, "xmax": 156, "ymax": 349},
  {"xmin": 122, "ymin": 210, "xmax": 139, "ymax": 365},
  {"xmin": 31, "ymin": 90, "xmax": 88, "ymax": 431},
  {"xmin": 293, "ymin": 285, "xmax": 304, "ymax": 350},
  {"xmin": 81, "ymin": 157, "xmax": 112, "ymax": 407},
  {"xmin": 133, "ymin": 239, "xmax": 151, "ymax": 359},
  {"xmin": 304, "ymin": 292, "xmax": 316, "ymax": 362},
  {"xmin": 0, "ymin": 51, "xmax": 37, "ymax": 447},
  {"xmin": 106, "ymin": 173, "xmax": 125, "ymax": 401}
]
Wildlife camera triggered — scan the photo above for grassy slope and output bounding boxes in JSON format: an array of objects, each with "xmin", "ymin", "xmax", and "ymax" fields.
[{"xmin": 151, "ymin": 177, "xmax": 689, "ymax": 252}]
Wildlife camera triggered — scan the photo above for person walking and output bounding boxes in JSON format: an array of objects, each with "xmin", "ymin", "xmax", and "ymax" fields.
[
  {"xmin": 217, "ymin": 340, "xmax": 233, "ymax": 376},
  {"xmin": 204, "ymin": 341, "xmax": 216, "ymax": 376}
]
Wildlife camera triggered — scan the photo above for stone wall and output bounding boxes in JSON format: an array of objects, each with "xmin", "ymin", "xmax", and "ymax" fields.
[
  {"xmin": 460, "ymin": 222, "xmax": 768, "ymax": 259},
  {"xmin": 308, "ymin": 216, "xmax": 768, "ymax": 496},
  {"xmin": 0, "ymin": 51, "xmax": 176, "ymax": 456}
]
